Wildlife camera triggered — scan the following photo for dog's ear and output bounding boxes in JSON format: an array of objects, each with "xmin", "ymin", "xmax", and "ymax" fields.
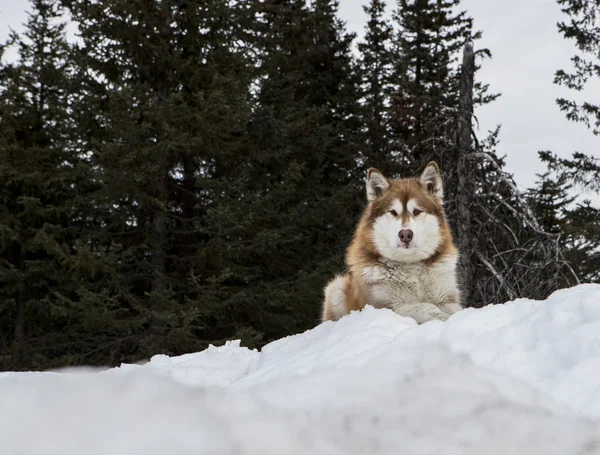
[
  {"xmin": 366, "ymin": 168, "xmax": 389, "ymax": 202},
  {"xmin": 420, "ymin": 162, "xmax": 443, "ymax": 200}
]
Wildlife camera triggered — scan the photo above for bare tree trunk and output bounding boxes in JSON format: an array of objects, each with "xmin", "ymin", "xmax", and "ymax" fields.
[
  {"xmin": 151, "ymin": 85, "xmax": 169, "ymax": 297},
  {"xmin": 151, "ymin": 174, "xmax": 167, "ymax": 295},
  {"xmin": 456, "ymin": 42, "xmax": 475, "ymax": 306},
  {"xmin": 146, "ymin": 161, "xmax": 169, "ymax": 352},
  {"xmin": 182, "ymin": 154, "xmax": 196, "ymax": 222},
  {"xmin": 13, "ymin": 291, "xmax": 25, "ymax": 367}
]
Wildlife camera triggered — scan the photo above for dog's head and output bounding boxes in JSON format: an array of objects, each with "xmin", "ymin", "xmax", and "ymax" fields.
[{"xmin": 364, "ymin": 162, "xmax": 447, "ymax": 263}]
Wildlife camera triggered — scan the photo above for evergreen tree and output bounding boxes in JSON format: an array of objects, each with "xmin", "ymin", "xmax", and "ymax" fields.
[
  {"xmin": 540, "ymin": 151, "xmax": 600, "ymax": 193},
  {"xmin": 565, "ymin": 200, "xmax": 600, "ymax": 283},
  {"xmin": 532, "ymin": 0, "xmax": 600, "ymax": 285},
  {"xmin": 528, "ymin": 168, "xmax": 575, "ymax": 237},
  {"xmin": 555, "ymin": 0, "xmax": 600, "ymax": 134},
  {"xmin": 390, "ymin": 0, "xmax": 478, "ymax": 167},
  {"xmin": 533, "ymin": 151, "xmax": 600, "ymax": 284},
  {"xmin": 216, "ymin": 0, "xmax": 364, "ymax": 342},
  {"xmin": 357, "ymin": 0, "xmax": 396, "ymax": 175},
  {"xmin": 62, "ymin": 0, "xmax": 255, "ymax": 361},
  {"xmin": 0, "ymin": 0, "xmax": 93, "ymax": 369}
]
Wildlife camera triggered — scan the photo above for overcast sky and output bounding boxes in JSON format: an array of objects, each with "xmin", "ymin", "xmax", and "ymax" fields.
[{"xmin": 1, "ymin": 0, "xmax": 598, "ymax": 194}]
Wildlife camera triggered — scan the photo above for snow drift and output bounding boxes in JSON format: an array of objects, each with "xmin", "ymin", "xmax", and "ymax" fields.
[{"xmin": 2, "ymin": 284, "xmax": 600, "ymax": 454}]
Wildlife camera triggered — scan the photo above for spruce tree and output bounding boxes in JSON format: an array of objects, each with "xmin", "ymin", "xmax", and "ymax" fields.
[
  {"xmin": 390, "ymin": 0, "xmax": 478, "ymax": 167},
  {"xmin": 532, "ymin": 0, "xmax": 600, "ymax": 285},
  {"xmin": 219, "ymin": 0, "xmax": 364, "ymax": 342},
  {"xmin": 555, "ymin": 0, "xmax": 600, "ymax": 134},
  {"xmin": 0, "ymin": 0, "xmax": 92, "ymax": 369},
  {"xmin": 357, "ymin": 0, "xmax": 396, "ymax": 175},
  {"xmin": 527, "ymin": 168, "xmax": 575, "ymax": 237},
  {"xmin": 533, "ymin": 151, "xmax": 600, "ymax": 284},
  {"xmin": 62, "ymin": 0, "xmax": 254, "ymax": 360},
  {"xmin": 565, "ymin": 201, "xmax": 600, "ymax": 283}
]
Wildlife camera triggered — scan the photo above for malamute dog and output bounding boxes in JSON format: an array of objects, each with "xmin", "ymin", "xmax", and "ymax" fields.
[{"xmin": 322, "ymin": 162, "xmax": 462, "ymax": 324}]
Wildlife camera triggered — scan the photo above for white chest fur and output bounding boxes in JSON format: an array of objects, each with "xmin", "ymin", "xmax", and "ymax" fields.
[{"xmin": 360, "ymin": 257, "xmax": 459, "ymax": 309}]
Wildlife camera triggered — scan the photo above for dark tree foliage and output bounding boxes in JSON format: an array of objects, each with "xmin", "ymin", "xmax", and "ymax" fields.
[
  {"xmin": 565, "ymin": 200, "xmax": 600, "ymax": 283},
  {"xmin": 390, "ymin": 0, "xmax": 478, "ymax": 167},
  {"xmin": 540, "ymin": 151, "xmax": 600, "ymax": 193},
  {"xmin": 523, "ymin": 0, "xmax": 600, "ymax": 287},
  {"xmin": 531, "ymin": 151, "xmax": 600, "ymax": 284},
  {"xmin": 58, "ymin": 0, "xmax": 256, "ymax": 363},
  {"xmin": 0, "ymin": 0, "xmax": 100, "ymax": 369},
  {"xmin": 357, "ymin": 0, "xmax": 396, "ymax": 175},
  {"xmin": 555, "ymin": 0, "xmax": 600, "ymax": 134},
  {"xmin": 528, "ymin": 169, "xmax": 576, "ymax": 237},
  {"xmin": 229, "ymin": 0, "xmax": 364, "ymax": 342}
]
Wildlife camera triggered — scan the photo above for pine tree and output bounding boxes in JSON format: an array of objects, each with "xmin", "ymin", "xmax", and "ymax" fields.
[
  {"xmin": 540, "ymin": 151, "xmax": 600, "ymax": 193},
  {"xmin": 390, "ymin": 0, "xmax": 478, "ymax": 167},
  {"xmin": 62, "ymin": 0, "xmax": 255, "ymax": 360},
  {"xmin": 0, "ymin": 0, "xmax": 92, "ymax": 369},
  {"xmin": 527, "ymin": 168, "xmax": 575, "ymax": 237},
  {"xmin": 533, "ymin": 151, "xmax": 600, "ymax": 284},
  {"xmin": 357, "ymin": 0, "xmax": 396, "ymax": 175},
  {"xmin": 213, "ymin": 0, "xmax": 364, "ymax": 343},
  {"xmin": 565, "ymin": 201, "xmax": 600, "ymax": 283},
  {"xmin": 538, "ymin": 0, "xmax": 600, "ymax": 284},
  {"xmin": 555, "ymin": 0, "xmax": 600, "ymax": 134}
]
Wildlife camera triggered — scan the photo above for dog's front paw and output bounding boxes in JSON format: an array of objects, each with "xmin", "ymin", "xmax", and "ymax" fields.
[
  {"xmin": 391, "ymin": 303, "xmax": 452, "ymax": 324},
  {"xmin": 420, "ymin": 306, "xmax": 451, "ymax": 323},
  {"xmin": 433, "ymin": 311, "xmax": 449, "ymax": 322}
]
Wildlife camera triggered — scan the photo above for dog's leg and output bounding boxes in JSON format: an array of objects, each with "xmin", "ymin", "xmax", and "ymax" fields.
[
  {"xmin": 322, "ymin": 275, "xmax": 349, "ymax": 322},
  {"xmin": 390, "ymin": 302, "xmax": 451, "ymax": 324}
]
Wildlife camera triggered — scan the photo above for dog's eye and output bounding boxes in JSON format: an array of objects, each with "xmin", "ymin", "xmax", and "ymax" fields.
[
  {"xmin": 390, "ymin": 210, "xmax": 398, "ymax": 217},
  {"xmin": 413, "ymin": 208, "xmax": 423, "ymax": 216}
]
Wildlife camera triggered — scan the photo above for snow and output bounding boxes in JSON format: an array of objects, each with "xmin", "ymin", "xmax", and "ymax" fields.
[{"xmin": 2, "ymin": 284, "xmax": 600, "ymax": 454}]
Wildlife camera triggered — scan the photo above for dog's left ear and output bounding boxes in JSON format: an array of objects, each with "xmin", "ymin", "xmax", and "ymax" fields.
[{"xmin": 420, "ymin": 161, "xmax": 443, "ymax": 200}]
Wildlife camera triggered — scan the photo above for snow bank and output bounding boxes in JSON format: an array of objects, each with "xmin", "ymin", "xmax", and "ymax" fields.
[{"xmin": 2, "ymin": 284, "xmax": 600, "ymax": 454}]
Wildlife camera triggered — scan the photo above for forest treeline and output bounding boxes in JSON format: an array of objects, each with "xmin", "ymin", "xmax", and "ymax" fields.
[{"xmin": 0, "ymin": 0, "xmax": 598, "ymax": 370}]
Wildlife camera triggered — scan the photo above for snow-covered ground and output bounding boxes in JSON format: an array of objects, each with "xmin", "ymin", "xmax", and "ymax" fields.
[{"xmin": 2, "ymin": 284, "xmax": 600, "ymax": 454}]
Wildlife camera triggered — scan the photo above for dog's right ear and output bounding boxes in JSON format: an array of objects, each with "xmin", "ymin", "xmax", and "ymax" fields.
[{"xmin": 366, "ymin": 168, "xmax": 389, "ymax": 202}]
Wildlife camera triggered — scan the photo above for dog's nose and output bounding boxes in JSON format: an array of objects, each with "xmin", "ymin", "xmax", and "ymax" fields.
[{"xmin": 398, "ymin": 229, "xmax": 413, "ymax": 245}]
